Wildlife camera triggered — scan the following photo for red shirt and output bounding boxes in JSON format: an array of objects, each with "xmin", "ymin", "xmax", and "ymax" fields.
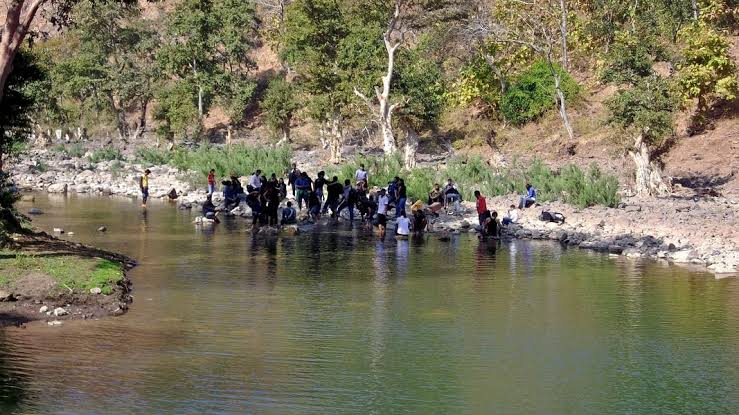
[
  {"xmin": 476, "ymin": 196, "xmax": 487, "ymax": 214},
  {"xmin": 207, "ymin": 173, "xmax": 215, "ymax": 185}
]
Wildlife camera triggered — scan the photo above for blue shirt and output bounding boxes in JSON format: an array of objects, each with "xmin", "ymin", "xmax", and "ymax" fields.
[
  {"xmin": 295, "ymin": 177, "xmax": 310, "ymax": 190},
  {"xmin": 527, "ymin": 187, "xmax": 537, "ymax": 199}
]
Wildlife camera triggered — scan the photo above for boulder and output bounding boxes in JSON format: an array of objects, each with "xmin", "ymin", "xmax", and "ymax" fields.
[
  {"xmin": 47, "ymin": 183, "xmax": 68, "ymax": 193},
  {"xmin": 460, "ymin": 220, "xmax": 470, "ymax": 229},
  {"xmin": 0, "ymin": 290, "xmax": 13, "ymax": 302},
  {"xmin": 74, "ymin": 184, "xmax": 91, "ymax": 193},
  {"xmin": 28, "ymin": 208, "xmax": 44, "ymax": 215},
  {"xmin": 608, "ymin": 245, "xmax": 624, "ymax": 255},
  {"xmin": 97, "ymin": 226, "xmax": 107, "ymax": 232},
  {"xmin": 53, "ymin": 307, "xmax": 68, "ymax": 316},
  {"xmin": 53, "ymin": 228, "xmax": 64, "ymax": 234},
  {"xmin": 39, "ymin": 305, "xmax": 48, "ymax": 313},
  {"xmin": 671, "ymin": 249, "xmax": 697, "ymax": 263}
]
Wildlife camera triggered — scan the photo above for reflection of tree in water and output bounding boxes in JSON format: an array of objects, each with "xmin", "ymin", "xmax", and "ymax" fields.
[{"xmin": 0, "ymin": 332, "xmax": 32, "ymax": 413}]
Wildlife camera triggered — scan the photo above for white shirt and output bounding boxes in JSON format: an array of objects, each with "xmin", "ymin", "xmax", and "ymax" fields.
[
  {"xmin": 355, "ymin": 169, "xmax": 368, "ymax": 182},
  {"xmin": 396, "ymin": 217, "xmax": 411, "ymax": 235},
  {"xmin": 507, "ymin": 209, "xmax": 519, "ymax": 223},
  {"xmin": 377, "ymin": 195, "xmax": 389, "ymax": 214},
  {"xmin": 248, "ymin": 174, "xmax": 261, "ymax": 189}
]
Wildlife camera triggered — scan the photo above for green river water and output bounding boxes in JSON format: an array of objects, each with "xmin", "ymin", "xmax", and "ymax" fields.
[{"xmin": 1, "ymin": 193, "xmax": 737, "ymax": 414}]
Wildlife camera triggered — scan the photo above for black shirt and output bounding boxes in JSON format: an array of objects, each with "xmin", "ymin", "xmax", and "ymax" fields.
[
  {"xmin": 314, "ymin": 177, "xmax": 327, "ymax": 192},
  {"xmin": 398, "ymin": 184, "xmax": 407, "ymax": 198}
]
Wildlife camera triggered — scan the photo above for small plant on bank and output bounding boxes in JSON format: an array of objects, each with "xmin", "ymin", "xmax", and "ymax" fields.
[
  {"xmin": 52, "ymin": 143, "xmax": 86, "ymax": 158},
  {"xmin": 170, "ymin": 144, "xmax": 293, "ymax": 178},
  {"xmin": 135, "ymin": 147, "xmax": 173, "ymax": 166}
]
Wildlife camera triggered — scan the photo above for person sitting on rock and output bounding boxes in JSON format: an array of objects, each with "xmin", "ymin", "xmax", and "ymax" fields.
[
  {"xmin": 428, "ymin": 183, "xmax": 444, "ymax": 205},
  {"xmin": 519, "ymin": 183, "xmax": 537, "ymax": 209},
  {"xmin": 281, "ymin": 201, "xmax": 297, "ymax": 225},
  {"xmin": 444, "ymin": 179, "xmax": 462, "ymax": 210},
  {"xmin": 502, "ymin": 205, "xmax": 519, "ymax": 225},
  {"xmin": 202, "ymin": 195, "xmax": 221, "ymax": 223}
]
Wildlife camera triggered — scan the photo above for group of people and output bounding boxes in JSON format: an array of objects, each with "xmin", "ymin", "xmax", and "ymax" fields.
[
  {"xmin": 142, "ymin": 162, "xmax": 538, "ymax": 239},
  {"xmin": 473, "ymin": 183, "xmax": 536, "ymax": 239}
]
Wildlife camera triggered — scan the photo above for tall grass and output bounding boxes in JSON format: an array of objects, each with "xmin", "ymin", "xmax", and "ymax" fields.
[
  {"xmin": 88, "ymin": 148, "xmax": 124, "ymax": 163},
  {"xmin": 170, "ymin": 144, "xmax": 293, "ymax": 178},
  {"xmin": 135, "ymin": 147, "xmax": 174, "ymax": 166},
  {"xmin": 51, "ymin": 143, "xmax": 86, "ymax": 158},
  {"xmin": 328, "ymin": 155, "xmax": 619, "ymax": 208}
]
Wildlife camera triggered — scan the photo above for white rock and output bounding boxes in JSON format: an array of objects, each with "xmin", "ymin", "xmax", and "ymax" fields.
[
  {"xmin": 90, "ymin": 287, "xmax": 102, "ymax": 295},
  {"xmin": 47, "ymin": 320, "xmax": 63, "ymax": 326},
  {"xmin": 39, "ymin": 305, "xmax": 49, "ymax": 313},
  {"xmin": 47, "ymin": 183, "xmax": 68, "ymax": 193},
  {"xmin": 53, "ymin": 307, "xmax": 68, "ymax": 316},
  {"xmin": 53, "ymin": 228, "xmax": 64, "ymax": 234}
]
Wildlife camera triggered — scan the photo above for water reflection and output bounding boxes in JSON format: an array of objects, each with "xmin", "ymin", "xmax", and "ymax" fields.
[{"xmin": 1, "ymin": 193, "xmax": 736, "ymax": 415}]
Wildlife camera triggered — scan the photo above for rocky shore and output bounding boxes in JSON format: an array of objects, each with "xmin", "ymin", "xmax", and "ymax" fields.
[{"xmin": 11, "ymin": 149, "xmax": 738, "ymax": 277}]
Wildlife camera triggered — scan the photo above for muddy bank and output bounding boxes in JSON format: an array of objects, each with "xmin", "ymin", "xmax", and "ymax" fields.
[{"xmin": 0, "ymin": 232, "xmax": 135, "ymax": 327}]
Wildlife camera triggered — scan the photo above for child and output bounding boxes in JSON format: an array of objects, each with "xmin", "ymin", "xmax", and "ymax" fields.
[
  {"xmin": 207, "ymin": 169, "xmax": 216, "ymax": 195},
  {"xmin": 139, "ymin": 169, "xmax": 151, "ymax": 207}
]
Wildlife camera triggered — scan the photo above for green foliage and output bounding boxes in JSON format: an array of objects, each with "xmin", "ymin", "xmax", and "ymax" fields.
[
  {"xmin": 676, "ymin": 22, "xmax": 738, "ymax": 110},
  {"xmin": 327, "ymin": 155, "xmax": 619, "ymax": 207},
  {"xmin": 447, "ymin": 55, "xmax": 504, "ymax": 111},
  {"xmin": 52, "ymin": 143, "xmax": 86, "ymax": 158},
  {"xmin": 262, "ymin": 78, "xmax": 299, "ymax": 138},
  {"xmin": 135, "ymin": 147, "xmax": 173, "ymax": 166},
  {"xmin": 393, "ymin": 48, "xmax": 446, "ymax": 130},
  {"xmin": 88, "ymin": 148, "xmax": 124, "ymax": 163},
  {"xmin": 607, "ymin": 75, "xmax": 677, "ymax": 145},
  {"xmin": 218, "ymin": 74, "xmax": 258, "ymax": 125},
  {"xmin": 0, "ymin": 173, "xmax": 23, "ymax": 244},
  {"xmin": 601, "ymin": 32, "xmax": 654, "ymax": 84},
  {"xmin": 170, "ymin": 145, "xmax": 293, "ymax": 178},
  {"xmin": 153, "ymin": 82, "xmax": 201, "ymax": 141},
  {"xmin": 500, "ymin": 61, "xmax": 579, "ymax": 126},
  {"xmin": 0, "ymin": 49, "xmax": 49, "ymax": 160}
]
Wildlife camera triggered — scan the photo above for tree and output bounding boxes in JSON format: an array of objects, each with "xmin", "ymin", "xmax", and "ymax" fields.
[
  {"xmin": 218, "ymin": 74, "xmax": 257, "ymax": 145},
  {"xmin": 676, "ymin": 22, "xmax": 737, "ymax": 131},
  {"xmin": 472, "ymin": 0, "xmax": 576, "ymax": 143},
  {"xmin": 0, "ymin": 0, "xmax": 47, "ymax": 106},
  {"xmin": 607, "ymin": 75, "xmax": 677, "ymax": 196},
  {"xmin": 281, "ymin": 0, "xmax": 350, "ymax": 162},
  {"xmin": 262, "ymin": 77, "xmax": 299, "ymax": 144},
  {"xmin": 52, "ymin": 0, "xmax": 156, "ymax": 142},
  {"xmin": 156, "ymin": 0, "xmax": 257, "ymax": 139},
  {"xmin": 352, "ymin": 0, "xmax": 405, "ymax": 155}
]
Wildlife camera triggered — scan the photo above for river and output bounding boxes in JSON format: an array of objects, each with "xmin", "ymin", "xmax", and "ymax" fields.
[{"xmin": 2, "ymin": 193, "xmax": 737, "ymax": 414}]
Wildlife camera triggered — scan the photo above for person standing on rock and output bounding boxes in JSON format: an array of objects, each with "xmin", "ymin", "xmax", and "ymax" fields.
[
  {"xmin": 323, "ymin": 176, "xmax": 343, "ymax": 217},
  {"xmin": 475, "ymin": 190, "xmax": 488, "ymax": 226},
  {"xmin": 247, "ymin": 170, "xmax": 261, "ymax": 193},
  {"xmin": 395, "ymin": 178, "xmax": 407, "ymax": 218},
  {"xmin": 207, "ymin": 169, "xmax": 216, "ymax": 195},
  {"xmin": 139, "ymin": 169, "xmax": 151, "ymax": 207},
  {"xmin": 376, "ymin": 188, "xmax": 389, "ymax": 237},
  {"xmin": 355, "ymin": 164, "xmax": 369, "ymax": 187},
  {"xmin": 313, "ymin": 171, "xmax": 327, "ymax": 203},
  {"xmin": 288, "ymin": 163, "xmax": 300, "ymax": 196}
]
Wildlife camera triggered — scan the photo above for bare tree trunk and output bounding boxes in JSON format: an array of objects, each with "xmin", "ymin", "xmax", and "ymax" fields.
[
  {"xmin": 329, "ymin": 113, "xmax": 343, "ymax": 163},
  {"xmin": 131, "ymin": 99, "xmax": 149, "ymax": 141},
  {"xmin": 628, "ymin": 134, "xmax": 669, "ymax": 196},
  {"xmin": 559, "ymin": 0, "xmax": 569, "ymax": 70},
  {"xmin": 403, "ymin": 126, "xmax": 419, "ymax": 169},
  {"xmin": 354, "ymin": 1, "xmax": 403, "ymax": 155},
  {"xmin": 551, "ymin": 67, "xmax": 574, "ymax": 142},
  {"xmin": 0, "ymin": 0, "xmax": 46, "ymax": 106},
  {"xmin": 691, "ymin": 0, "xmax": 699, "ymax": 20},
  {"xmin": 227, "ymin": 125, "xmax": 233, "ymax": 146},
  {"xmin": 482, "ymin": 54, "xmax": 506, "ymax": 93}
]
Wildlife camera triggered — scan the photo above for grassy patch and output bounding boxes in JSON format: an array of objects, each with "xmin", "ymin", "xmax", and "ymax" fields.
[
  {"xmin": 328, "ymin": 155, "xmax": 620, "ymax": 208},
  {"xmin": 170, "ymin": 144, "xmax": 293, "ymax": 178},
  {"xmin": 0, "ymin": 252, "xmax": 123, "ymax": 295},
  {"xmin": 135, "ymin": 147, "xmax": 174, "ymax": 166},
  {"xmin": 51, "ymin": 143, "xmax": 86, "ymax": 158}
]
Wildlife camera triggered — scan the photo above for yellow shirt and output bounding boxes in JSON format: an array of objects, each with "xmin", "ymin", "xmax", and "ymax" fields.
[{"xmin": 141, "ymin": 175, "xmax": 149, "ymax": 188}]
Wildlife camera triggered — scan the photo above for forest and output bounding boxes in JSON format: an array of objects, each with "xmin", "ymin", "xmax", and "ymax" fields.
[{"xmin": 1, "ymin": 0, "xmax": 738, "ymax": 197}]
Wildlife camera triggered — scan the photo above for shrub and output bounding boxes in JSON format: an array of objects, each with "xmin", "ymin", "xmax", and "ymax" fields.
[
  {"xmin": 88, "ymin": 148, "xmax": 124, "ymax": 163},
  {"xmin": 52, "ymin": 143, "xmax": 86, "ymax": 158},
  {"xmin": 170, "ymin": 144, "xmax": 293, "ymax": 178},
  {"xmin": 327, "ymin": 156, "xmax": 619, "ymax": 208},
  {"xmin": 500, "ymin": 60, "xmax": 579, "ymax": 126},
  {"xmin": 135, "ymin": 147, "xmax": 173, "ymax": 166}
]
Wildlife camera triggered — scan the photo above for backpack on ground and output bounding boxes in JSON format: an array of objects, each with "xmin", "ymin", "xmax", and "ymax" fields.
[{"xmin": 539, "ymin": 211, "xmax": 565, "ymax": 224}]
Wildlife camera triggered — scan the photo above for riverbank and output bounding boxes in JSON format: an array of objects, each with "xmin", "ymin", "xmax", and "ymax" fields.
[
  {"xmin": 10, "ymin": 148, "xmax": 739, "ymax": 276},
  {"xmin": 0, "ymin": 231, "xmax": 134, "ymax": 327}
]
